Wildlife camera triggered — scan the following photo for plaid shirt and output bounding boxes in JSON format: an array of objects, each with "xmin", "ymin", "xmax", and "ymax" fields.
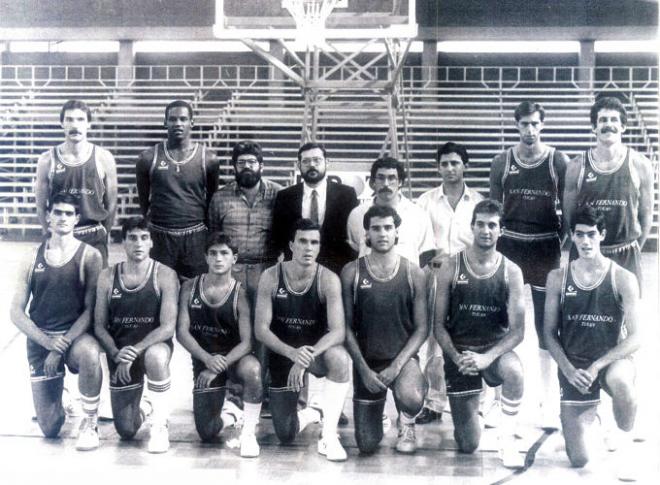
[{"xmin": 208, "ymin": 179, "xmax": 282, "ymax": 263}]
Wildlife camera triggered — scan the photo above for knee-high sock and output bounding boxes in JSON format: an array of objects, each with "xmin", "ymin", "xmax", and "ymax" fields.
[
  {"xmin": 242, "ymin": 402, "xmax": 262, "ymax": 435},
  {"xmin": 322, "ymin": 379, "xmax": 350, "ymax": 439},
  {"xmin": 500, "ymin": 394, "xmax": 521, "ymax": 438},
  {"xmin": 80, "ymin": 393, "xmax": 100, "ymax": 425},
  {"xmin": 147, "ymin": 377, "xmax": 171, "ymax": 425}
]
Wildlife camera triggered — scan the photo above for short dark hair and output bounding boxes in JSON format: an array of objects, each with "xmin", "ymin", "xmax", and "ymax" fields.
[
  {"xmin": 164, "ymin": 100, "xmax": 194, "ymax": 121},
  {"xmin": 363, "ymin": 205, "xmax": 402, "ymax": 230},
  {"xmin": 232, "ymin": 140, "xmax": 263, "ymax": 165},
  {"xmin": 205, "ymin": 231, "xmax": 238, "ymax": 255},
  {"xmin": 291, "ymin": 218, "xmax": 321, "ymax": 242},
  {"xmin": 297, "ymin": 142, "xmax": 327, "ymax": 162},
  {"xmin": 370, "ymin": 156, "xmax": 406, "ymax": 184},
  {"xmin": 437, "ymin": 142, "xmax": 469, "ymax": 166},
  {"xmin": 471, "ymin": 199, "xmax": 504, "ymax": 226},
  {"xmin": 60, "ymin": 99, "xmax": 92, "ymax": 123},
  {"xmin": 514, "ymin": 101, "xmax": 545, "ymax": 122},
  {"xmin": 590, "ymin": 96, "xmax": 627, "ymax": 128},
  {"xmin": 48, "ymin": 193, "xmax": 80, "ymax": 214},
  {"xmin": 571, "ymin": 205, "xmax": 606, "ymax": 233},
  {"xmin": 121, "ymin": 216, "xmax": 150, "ymax": 240}
]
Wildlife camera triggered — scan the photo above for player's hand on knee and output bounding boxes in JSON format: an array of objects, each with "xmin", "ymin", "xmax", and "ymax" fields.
[
  {"xmin": 287, "ymin": 363, "xmax": 306, "ymax": 392},
  {"xmin": 205, "ymin": 354, "xmax": 228, "ymax": 374},
  {"xmin": 48, "ymin": 335, "xmax": 71, "ymax": 354},
  {"xmin": 195, "ymin": 369, "xmax": 218, "ymax": 389},
  {"xmin": 116, "ymin": 362, "xmax": 133, "ymax": 385},
  {"xmin": 116, "ymin": 346, "xmax": 139, "ymax": 364},
  {"xmin": 44, "ymin": 351, "xmax": 62, "ymax": 377},
  {"xmin": 293, "ymin": 346, "xmax": 315, "ymax": 368},
  {"xmin": 565, "ymin": 366, "xmax": 593, "ymax": 394},
  {"xmin": 377, "ymin": 365, "xmax": 399, "ymax": 387},
  {"xmin": 361, "ymin": 368, "xmax": 388, "ymax": 394},
  {"xmin": 457, "ymin": 352, "xmax": 480, "ymax": 375}
]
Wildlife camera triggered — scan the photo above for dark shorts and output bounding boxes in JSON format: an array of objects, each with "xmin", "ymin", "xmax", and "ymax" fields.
[
  {"xmin": 108, "ymin": 339, "xmax": 173, "ymax": 391},
  {"xmin": 569, "ymin": 241, "xmax": 642, "ymax": 295},
  {"xmin": 74, "ymin": 223, "xmax": 108, "ymax": 267},
  {"xmin": 191, "ymin": 355, "xmax": 240, "ymax": 393},
  {"xmin": 268, "ymin": 351, "xmax": 324, "ymax": 390},
  {"xmin": 353, "ymin": 359, "xmax": 393, "ymax": 402},
  {"xmin": 497, "ymin": 233, "xmax": 561, "ymax": 288},
  {"xmin": 443, "ymin": 353, "xmax": 503, "ymax": 397},
  {"xmin": 558, "ymin": 358, "xmax": 608, "ymax": 406},
  {"xmin": 149, "ymin": 222, "xmax": 208, "ymax": 279},
  {"xmin": 27, "ymin": 336, "xmax": 78, "ymax": 382}
]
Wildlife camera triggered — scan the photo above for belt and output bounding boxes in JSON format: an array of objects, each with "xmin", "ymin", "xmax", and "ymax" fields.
[
  {"xmin": 601, "ymin": 240, "xmax": 639, "ymax": 255},
  {"xmin": 74, "ymin": 223, "xmax": 104, "ymax": 235},
  {"xmin": 148, "ymin": 221, "xmax": 206, "ymax": 236}
]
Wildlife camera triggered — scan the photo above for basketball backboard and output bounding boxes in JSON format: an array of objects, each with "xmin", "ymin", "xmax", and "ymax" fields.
[{"xmin": 214, "ymin": 0, "xmax": 417, "ymax": 40}]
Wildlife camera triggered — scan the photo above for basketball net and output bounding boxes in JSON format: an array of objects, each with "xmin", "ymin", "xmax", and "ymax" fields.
[{"xmin": 283, "ymin": 0, "xmax": 338, "ymax": 49}]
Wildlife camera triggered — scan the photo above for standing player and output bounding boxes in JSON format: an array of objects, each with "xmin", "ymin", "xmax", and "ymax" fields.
[
  {"xmin": 10, "ymin": 193, "xmax": 103, "ymax": 450},
  {"xmin": 176, "ymin": 232, "xmax": 263, "ymax": 457},
  {"xmin": 489, "ymin": 101, "xmax": 569, "ymax": 426},
  {"xmin": 254, "ymin": 219, "xmax": 350, "ymax": 461},
  {"xmin": 136, "ymin": 100, "xmax": 220, "ymax": 279},
  {"xmin": 564, "ymin": 96, "xmax": 653, "ymax": 290},
  {"xmin": 35, "ymin": 99, "xmax": 118, "ymax": 266},
  {"xmin": 433, "ymin": 200, "xmax": 526, "ymax": 468},
  {"xmin": 543, "ymin": 206, "xmax": 641, "ymax": 481},
  {"xmin": 94, "ymin": 216, "xmax": 179, "ymax": 453},
  {"xmin": 341, "ymin": 205, "xmax": 428, "ymax": 455}
]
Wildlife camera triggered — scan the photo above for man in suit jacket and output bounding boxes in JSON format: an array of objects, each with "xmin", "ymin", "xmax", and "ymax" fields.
[{"xmin": 272, "ymin": 142, "xmax": 359, "ymax": 276}]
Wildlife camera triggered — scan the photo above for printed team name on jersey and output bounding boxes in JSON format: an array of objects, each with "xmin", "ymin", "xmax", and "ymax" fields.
[
  {"xmin": 66, "ymin": 187, "xmax": 96, "ymax": 196},
  {"xmin": 55, "ymin": 162, "xmax": 66, "ymax": 174},
  {"xmin": 276, "ymin": 287, "xmax": 288, "ymax": 299},
  {"xmin": 458, "ymin": 303, "xmax": 501, "ymax": 318},
  {"xmin": 456, "ymin": 273, "xmax": 469, "ymax": 284},
  {"xmin": 508, "ymin": 165, "xmax": 520, "ymax": 175},
  {"xmin": 190, "ymin": 297, "xmax": 203, "ymax": 309},
  {"xmin": 565, "ymin": 284, "xmax": 577, "ymax": 297},
  {"xmin": 508, "ymin": 187, "xmax": 552, "ymax": 200},
  {"xmin": 585, "ymin": 171, "xmax": 598, "ymax": 183},
  {"xmin": 566, "ymin": 313, "xmax": 616, "ymax": 328},
  {"xmin": 157, "ymin": 160, "xmax": 169, "ymax": 170},
  {"xmin": 190, "ymin": 322, "xmax": 227, "ymax": 336},
  {"xmin": 281, "ymin": 317, "xmax": 317, "ymax": 327},
  {"xmin": 587, "ymin": 199, "xmax": 628, "ymax": 212},
  {"xmin": 359, "ymin": 277, "xmax": 372, "ymax": 289},
  {"xmin": 34, "ymin": 262, "xmax": 46, "ymax": 273},
  {"xmin": 111, "ymin": 287, "xmax": 122, "ymax": 299},
  {"xmin": 112, "ymin": 315, "xmax": 155, "ymax": 329}
]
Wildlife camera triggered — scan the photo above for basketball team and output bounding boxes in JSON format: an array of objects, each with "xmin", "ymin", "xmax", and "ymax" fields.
[{"xmin": 9, "ymin": 96, "xmax": 652, "ymax": 480}]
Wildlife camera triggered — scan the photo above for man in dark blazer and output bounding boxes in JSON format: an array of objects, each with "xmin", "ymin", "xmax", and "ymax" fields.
[{"xmin": 272, "ymin": 142, "xmax": 359, "ymax": 276}]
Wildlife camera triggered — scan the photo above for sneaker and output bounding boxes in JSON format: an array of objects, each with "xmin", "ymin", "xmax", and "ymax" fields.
[
  {"xmin": 482, "ymin": 399, "xmax": 502, "ymax": 429},
  {"xmin": 239, "ymin": 432, "xmax": 260, "ymax": 458},
  {"xmin": 75, "ymin": 418, "xmax": 99, "ymax": 451},
  {"xmin": 297, "ymin": 407, "xmax": 322, "ymax": 433},
  {"xmin": 415, "ymin": 407, "xmax": 442, "ymax": 425},
  {"xmin": 318, "ymin": 434, "xmax": 348, "ymax": 462},
  {"xmin": 382, "ymin": 414, "xmax": 392, "ymax": 433},
  {"xmin": 139, "ymin": 395, "xmax": 153, "ymax": 425},
  {"xmin": 499, "ymin": 438, "xmax": 525, "ymax": 469},
  {"xmin": 615, "ymin": 438, "xmax": 638, "ymax": 482},
  {"xmin": 338, "ymin": 411, "xmax": 349, "ymax": 427},
  {"xmin": 221, "ymin": 399, "xmax": 244, "ymax": 429},
  {"xmin": 147, "ymin": 423, "xmax": 169, "ymax": 454},
  {"xmin": 395, "ymin": 423, "xmax": 417, "ymax": 454},
  {"xmin": 62, "ymin": 388, "xmax": 83, "ymax": 418}
]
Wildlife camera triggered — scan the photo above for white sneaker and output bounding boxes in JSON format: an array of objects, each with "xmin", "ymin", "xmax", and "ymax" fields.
[
  {"xmin": 75, "ymin": 417, "xmax": 99, "ymax": 451},
  {"xmin": 297, "ymin": 407, "xmax": 321, "ymax": 433},
  {"xmin": 318, "ymin": 434, "xmax": 348, "ymax": 462},
  {"xmin": 499, "ymin": 437, "xmax": 525, "ymax": 469},
  {"xmin": 62, "ymin": 388, "xmax": 83, "ymax": 417},
  {"xmin": 239, "ymin": 432, "xmax": 260, "ymax": 458},
  {"xmin": 148, "ymin": 423, "xmax": 169, "ymax": 454},
  {"xmin": 139, "ymin": 395, "xmax": 153, "ymax": 424},
  {"xmin": 483, "ymin": 400, "xmax": 502, "ymax": 429},
  {"xmin": 221, "ymin": 400, "xmax": 244, "ymax": 429},
  {"xmin": 615, "ymin": 439, "xmax": 638, "ymax": 482},
  {"xmin": 382, "ymin": 414, "xmax": 392, "ymax": 433},
  {"xmin": 395, "ymin": 423, "xmax": 417, "ymax": 454}
]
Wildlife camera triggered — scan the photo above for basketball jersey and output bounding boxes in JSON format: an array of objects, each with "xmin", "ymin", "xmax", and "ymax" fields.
[
  {"xmin": 559, "ymin": 261, "xmax": 624, "ymax": 363},
  {"xmin": 501, "ymin": 147, "xmax": 560, "ymax": 236},
  {"xmin": 108, "ymin": 260, "xmax": 161, "ymax": 349},
  {"xmin": 147, "ymin": 142, "xmax": 208, "ymax": 229},
  {"xmin": 28, "ymin": 241, "xmax": 88, "ymax": 332},
  {"xmin": 271, "ymin": 263, "xmax": 328, "ymax": 348},
  {"xmin": 447, "ymin": 251, "xmax": 510, "ymax": 349},
  {"xmin": 49, "ymin": 145, "xmax": 108, "ymax": 226},
  {"xmin": 187, "ymin": 275, "xmax": 241, "ymax": 355},
  {"xmin": 576, "ymin": 148, "xmax": 640, "ymax": 247},
  {"xmin": 353, "ymin": 256, "xmax": 415, "ymax": 361}
]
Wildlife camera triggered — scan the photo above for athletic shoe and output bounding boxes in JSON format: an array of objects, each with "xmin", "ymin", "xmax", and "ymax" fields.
[
  {"xmin": 147, "ymin": 423, "xmax": 169, "ymax": 454},
  {"xmin": 239, "ymin": 432, "xmax": 260, "ymax": 458},
  {"xmin": 415, "ymin": 407, "xmax": 442, "ymax": 425},
  {"xmin": 615, "ymin": 440, "xmax": 638, "ymax": 482},
  {"xmin": 318, "ymin": 434, "xmax": 348, "ymax": 462},
  {"xmin": 75, "ymin": 418, "xmax": 99, "ymax": 451},
  {"xmin": 62, "ymin": 387, "xmax": 83, "ymax": 418},
  {"xmin": 221, "ymin": 399, "xmax": 244, "ymax": 429},
  {"xmin": 499, "ymin": 437, "xmax": 525, "ymax": 469},
  {"xmin": 395, "ymin": 423, "xmax": 417, "ymax": 454},
  {"xmin": 482, "ymin": 399, "xmax": 502, "ymax": 429},
  {"xmin": 139, "ymin": 395, "xmax": 153, "ymax": 425},
  {"xmin": 382, "ymin": 414, "xmax": 392, "ymax": 433},
  {"xmin": 338, "ymin": 411, "xmax": 349, "ymax": 426},
  {"xmin": 297, "ymin": 407, "xmax": 322, "ymax": 433}
]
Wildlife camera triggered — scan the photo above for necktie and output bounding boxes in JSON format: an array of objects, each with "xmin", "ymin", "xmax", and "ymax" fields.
[{"xmin": 310, "ymin": 189, "xmax": 319, "ymax": 224}]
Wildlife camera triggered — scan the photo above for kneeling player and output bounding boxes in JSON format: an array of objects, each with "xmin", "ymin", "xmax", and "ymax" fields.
[
  {"xmin": 544, "ymin": 206, "xmax": 641, "ymax": 480},
  {"xmin": 94, "ymin": 216, "xmax": 179, "ymax": 453},
  {"xmin": 433, "ymin": 200, "xmax": 526, "ymax": 468},
  {"xmin": 10, "ymin": 193, "xmax": 103, "ymax": 450},
  {"xmin": 176, "ymin": 232, "xmax": 262, "ymax": 457},
  {"xmin": 255, "ymin": 219, "xmax": 350, "ymax": 461},
  {"xmin": 341, "ymin": 205, "xmax": 429, "ymax": 455}
]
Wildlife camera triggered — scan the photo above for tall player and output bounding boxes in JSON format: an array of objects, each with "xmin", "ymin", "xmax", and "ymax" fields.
[
  {"xmin": 35, "ymin": 99, "xmax": 118, "ymax": 266},
  {"xmin": 489, "ymin": 101, "xmax": 569, "ymax": 426},
  {"xmin": 341, "ymin": 205, "xmax": 428, "ymax": 455},
  {"xmin": 94, "ymin": 216, "xmax": 179, "ymax": 453},
  {"xmin": 10, "ymin": 193, "xmax": 103, "ymax": 449},
  {"xmin": 176, "ymin": 232, "xmax": 262, "ymax": 457},
  {"xmin": 136, "ymin": 100, "xmax": 220, "ymax": 279},
  {"xmin": 544, "ymin": 206, "xmax": 641, "ymax": 481},
  {"xmin": 433, "ymin": 200, "xmax": 526, "ymax": 468},
  {"xmin": 254, "ymin": 219, "xmax": 350, "ymax": 462}
]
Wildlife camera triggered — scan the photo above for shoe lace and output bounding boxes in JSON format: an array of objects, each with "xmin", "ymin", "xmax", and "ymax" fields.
[{"xmin": 399, "ymin": 424, "xmax": 415, "ymax": 441}]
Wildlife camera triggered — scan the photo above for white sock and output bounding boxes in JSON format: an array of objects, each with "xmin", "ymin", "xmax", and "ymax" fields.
[
  {"xmin": 147, "ymin": 377, "xmax": 171, "ymax": 425},
  {"xmin": 308, "ymin": 375, "xmax": 325, "ymax": 408},
  {"xmin": 242, "ymin": 402, "xmax": 262, "ymax": 435},
  {"xmin": 500, "ymin": 394, "xmax": 521, "ymax": 439},
  {"xmin": 321, "ymin": 380, "xmax": 349, "ymax": 439},
  {"xmin": 538, "ymin": 349, "xmax": 558, "ymax": 407},
  {"xmin": 399, "ymin": 411, "xmax": 416, "ymax": 426},
  {"xmin": 80, "ymin": 393, "xmax": 100, "ymax": 426},
  {"xmin": 297, "ymin": 406, "xmax": 321, "ymax": 433}
]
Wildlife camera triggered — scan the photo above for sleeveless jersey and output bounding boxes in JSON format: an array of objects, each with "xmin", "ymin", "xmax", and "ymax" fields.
[
  {"xmin": 148, "ymin": 142, "xmax": 208, "ymax": 229},
  {"xmin": 187, "ymin": 275, "xmax": 241, "ymax": 355},
  {"xmin": 353, "ymin": 256, "xmax": 414, "ymax": 361},
  {"xmin": 271, "ymin": 263, "xmax": 328, "ymax": 348},
  {"xmin": 576, "ymin": 148, "xmax": 640, "ymax": 247},
  {"xmin": 559, "ymin": 261, "xmax": 624, "ymax": 363},
  {"xmin": 49, "ymin": 145, "xmax": 108, "ymax": 226},
  {"xmin": 28, "ymin": 241, "xmax": 88, "ymax": 332},
  {"xmin": 501, "ymin": 147, "xmax": 560, "ymax": 236},
  {"xmin": 108, "ymin": 260, "xmax": 161, "ymax": 349},
  {"xmin": 447, "ymin": 251, "xmax": 510, "ymax": 349}
]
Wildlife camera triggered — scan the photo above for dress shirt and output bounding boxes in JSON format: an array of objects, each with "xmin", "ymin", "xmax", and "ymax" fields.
[{"xmin": 302, "ymin": 178, "xmax": 327, "ymax": 225}]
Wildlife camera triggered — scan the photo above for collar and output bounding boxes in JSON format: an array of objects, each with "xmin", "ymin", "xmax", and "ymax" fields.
[
  {"xmin": 439, "ymin": 183, "xmax": 472, "ymax": 201},
  {"xmin": 232, "ymin": 179, "xmax": 265, "ymax": 197},
  {"xmin": 303, "ymin": 178, "xmax": 328, "ymax": 198}
]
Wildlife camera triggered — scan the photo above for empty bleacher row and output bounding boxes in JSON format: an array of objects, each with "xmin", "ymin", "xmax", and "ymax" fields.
[{"xmin": 0, "ymin": 64, "xmax": 657, "ymax": 245}]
